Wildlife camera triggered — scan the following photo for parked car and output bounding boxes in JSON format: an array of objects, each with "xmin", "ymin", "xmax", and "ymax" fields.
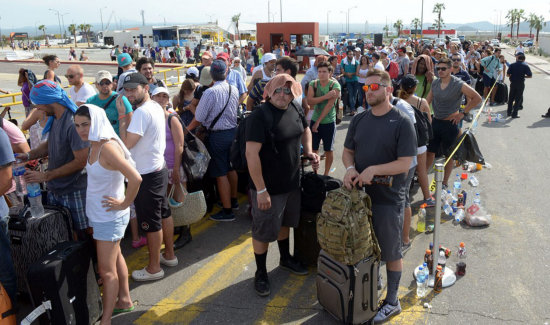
[
  {"xmin": 458, "ymin": 35, "xmax": 465, "ymax": 43},
  {"xmin": 490, "ymin": 39, "xmax": 500, "ymax": 47},
  {"xmin": 450, "ymin": 38, "xmax": 461, "ymax": 45},
  {"xmin": 523, "ymin": 39, "xmax": 534, "ymax": 47}
]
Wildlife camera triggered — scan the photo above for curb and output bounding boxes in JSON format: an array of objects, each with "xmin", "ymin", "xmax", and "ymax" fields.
[{"xmin": 506, "ymin": 50, "xmax": 550, "ymax": 76}]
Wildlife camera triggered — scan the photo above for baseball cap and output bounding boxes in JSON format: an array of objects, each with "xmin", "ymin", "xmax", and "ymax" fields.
[
  {"xmin": 233, "ymin": 56, "xmax": 241, "ymax": 62},
  {"xmin": 151, "ymin": 86, "xmax": 169, "ymax": 97},
  {"xmin": 400, "ymin": 74, "xmax": 418, "ymax": 89},
  {"xmin": 210, "ymin": 59, "xmax": 227, "ymax": 76},
  {"xmin": 216, "ymin": 52, "xmax": 230, "ymax": 62},
  {"xmin": 186, "ymin": 66, "xmax": 199, "ymax": 78},
  {"xmin": 117, "ymin": 53, "xmax": 132, "ymax": 67},
  {"xmin": 380, "ymin": 49, "xmax": 389, "ymax": 55},
  {"xmin": 199, "ymin": 67, "xmax": 213, "ymax": 86},
  {"xmin": 122, "ymin": 72, "xmax": 148, "ymax": 89},
  {"xmin": 355, "ymin": 47, "xmax": 361, "ymax": 52},
  {"xmin": 398, "ymin": 46, "xmax": 407, "ymax": 53},
  {"xmin": 95, "ymin": 70, "xmax": 112, "ymax": 83},
  {"xmin": 263, "ymin": 53, "xmax": 277, "ymax": 63}
]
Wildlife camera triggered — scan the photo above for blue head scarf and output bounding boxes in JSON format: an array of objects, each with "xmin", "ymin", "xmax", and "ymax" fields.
[{"xmin": 29, "ymin": 80, "xmax": 79, "ymax": 135}]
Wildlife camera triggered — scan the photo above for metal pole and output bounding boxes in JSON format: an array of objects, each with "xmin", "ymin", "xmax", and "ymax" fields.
[
  {"xmin": 432, "ymin": 161, "xmax": 444, "ymax": 277},
  {"xmin": 420, "ymin": 0, "xmax": 424, "ymax": 39},
  {"xmin": 279, "ymin": 0, "xmax": 282, "ymax": 22},
  {"xmin": 100, "ymin": 7, "xmax": 105, "ymax": 31},
  {"xmin": 0, "ymin": 16, "xmax": 3, "ymax": 49},
  {"xmin": 268, "ymin": 0, "xmax": 270, "ymax": 22},
  {"xmin": 327, "ymin": 11, "xmax": 331, "ymax": 35}
]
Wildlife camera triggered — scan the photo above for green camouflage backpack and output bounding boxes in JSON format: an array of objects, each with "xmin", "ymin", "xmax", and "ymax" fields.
[{"xmin": 316, "ymin": 187, "xmax": 381, "ymax": 265}]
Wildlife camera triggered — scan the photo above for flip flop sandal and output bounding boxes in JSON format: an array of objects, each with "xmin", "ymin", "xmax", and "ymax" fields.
[{"xmin": 113, "ymin": 305, "xmax": 135, "ymax": 315}]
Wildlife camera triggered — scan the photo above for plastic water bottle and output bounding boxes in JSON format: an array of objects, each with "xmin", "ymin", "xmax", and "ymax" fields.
[
  {"xmin": 453, "ymin": 174, "xmax": 462, "ymax": 197},
  {"xmin": 422, "ymin": 262, "xmax": 430, "ymax": 292},
  {"xmin": 495, "ymin": 113, "xmax": 503, "ymax": 122},
  {"xmin": 458, "ymin": 242, "xmax": 466, "ymax": 259},
  {"xmin": 438, "ymin": 250, "xmax": 447, "ymax": 271},
  {"xmin": 455, "ymin": 208, "xmax": 465, "ymax": 223},
  {"xmin": 416, "ymin": 266, "xmax": 427, "ymax": 298},
  {"xmin": 469, "ymin": 175, "xmax": 479, "ymax": 187},
  {"xmin": 417, "ymin": 203, "xmax": 427, "ymax": 232},
  {"xmin": 12, "ymin": 157, "xmax": 27, "ymax": 197},
  {"xmin": 443, "ymin": 200, "xmax": 453, "ymax": 216},
  {"xmin": 473, "ymin": 193, "xmax": 481, "ymax": 206},
  {"xmin": 26, "ymin": 182, "xmax": 44, "ymax": 218}
]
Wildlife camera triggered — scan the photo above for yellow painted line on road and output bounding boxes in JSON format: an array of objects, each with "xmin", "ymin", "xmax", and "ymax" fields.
[
  {"xmin": 255, "ymin": 273, "xmax": 310, "ymax": 325},
  {"xmin": 384, "ymin": 285, "xmax": 429, "ymax": 325},
  {"xmin": 134, "ymin": 233, "xmax": 253, "ymax": 325},
  {"xmin": 125, "ymin": 195, "xmax": 247, "ymax": 273}
]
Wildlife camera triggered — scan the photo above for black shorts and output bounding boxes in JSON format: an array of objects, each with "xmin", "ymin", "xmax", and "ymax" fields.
[
  {"xmin": 311, "ymin": 120, "xmax": 336, "ymax": 152},
  {"xmin": 371, "ymin": 204, "xmax": 404, "ymax": 262},
  {"xmin": 427, "ymin": 118, "xmax": 459, "ymax": 157},
  {"xmin": 134, "ymin": 168, "xmax": 171, "ymax": 232}
]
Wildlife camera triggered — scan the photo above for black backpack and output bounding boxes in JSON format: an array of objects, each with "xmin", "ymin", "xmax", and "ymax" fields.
[
  {"xmin": 230, "ymin": 101, "xmax": 302, "ymax": 173},
  {"xmin": 392, "ymin": 98, "xmax": 432, "ymax": 147},
  {"xmin": 301, "ymin": 171, "xmax": 343, "ymax": 213}
]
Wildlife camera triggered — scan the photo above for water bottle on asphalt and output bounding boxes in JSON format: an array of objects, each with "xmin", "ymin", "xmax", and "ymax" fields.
[
  {"xmin": 453, "ymin": 174, "xmax": 462, "ymax": 197},
  {"xmin": 417, "ymin": 203, "xmax": 427, "ymax": 232},
  {"xmin": 438, "ymin": 250, "xmax": 446, "ymax": 271},
  {"xmin": 26, "ymin": 182, "xmax": 44, "ymax": 218},
  {"xmin": 434, "ymin": 266, "xmax": 444, "ymax": 293},
  {"xmin": 416, "ymin": 266, "xmax": 426, "ymax": 298},
  {"xmin": 455, "ymin": 208, "xmax": 465, "ymax": 223},
  {"xmin": 422, "ymin": 262, "xmax": 430, "ymax": 293},
  {"xmin": 458, "ymin": 242, "xmax": 467, "ymax": 259}
]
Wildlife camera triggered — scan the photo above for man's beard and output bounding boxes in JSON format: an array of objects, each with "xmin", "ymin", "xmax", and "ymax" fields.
[
  {"xmin": 129, "ymin": 94, "xmax": 145, "ymax": 107},
  {"xmin": 367, "ymin": 95, "xmax": 385, "ymax": 107}
]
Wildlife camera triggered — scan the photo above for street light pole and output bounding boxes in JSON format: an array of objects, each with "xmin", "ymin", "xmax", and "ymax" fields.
[
  {"xmin": 100, "ymin": 7, "xmax": 107, "ymax": 31},
  {"xmin": 347, "ymin": 6, "xmax": 357, "ymax": 35},
  {"xmin": 364, "ymin": 20, "xmax": 368, "ymax": 35},
  {"xmin": 420, "ymin": 0, "xmax": 424, "ymax": 39},
  {"xmin": 327, "ymin": 10, "xmax": 331, "ymax": 35},
  {"xmin": 280, "ymin": 0, "xmax": 282, "ymax": 22},
  {"xmin": 49, "ymin": 9, "xmax": 62, "ymax": 41},
  {"xmin": 61, "ymin": 13, "xmax": 68, "ymax": 43}
]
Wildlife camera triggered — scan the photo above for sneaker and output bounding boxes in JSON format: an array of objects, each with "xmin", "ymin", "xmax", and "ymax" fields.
[
  {"xmin": 209, "ymin": 210, "xmax": 236, "ymax": 222},
  {"xmin": 215, "ymin": 200, "xmax": 240, "ymax": 210},
  {"xmin": 279, "ymin": 256, "xmax": 308, "ymax": 275},
  {"xmin": 160, "ymin": 254, "xmax": 178, "ymax": 267},
  {"xmin": 132, "ymin": 267, "xmax": 164, "ymax": 282},
  {"xmin": 373, "ymin": 299, "xmax": 402, "ymax": 324},
  {"xmin": 490, "ymin": 102, "xmax": 497, "ymax": 107},
  {"xmin": 132, "ymin": 236, "xmax": 147, "ymax": 249},
  {"xmin": 423, "ymin": 197, "xmax": 436, "ymax": 208},
  {"xmin": 173, "ymin": 226, "xmax": 192, "ymax": 250},
  {"xmin": 254, "ymin": 270, "xmax": 270, "ymax": 297}
]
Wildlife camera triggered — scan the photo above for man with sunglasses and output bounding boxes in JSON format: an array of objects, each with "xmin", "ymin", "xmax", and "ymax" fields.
[
  {"xmin": 450, "ymin": 54, "xmax": 471, "ymax": 84},
  {"xmin": 426, "ymin": 58, "xmax": 481, "ymax": 187},
  {"xmin": 66, "ymin": 65, "xmax": 96, "ymax": 106},
  {"xmin": 343, "ymin": 69, "xmax": 417, "ymax": 323},
  {"xmin": 86, "ymin": 71, "xmax": 133, "ymax": 136}
]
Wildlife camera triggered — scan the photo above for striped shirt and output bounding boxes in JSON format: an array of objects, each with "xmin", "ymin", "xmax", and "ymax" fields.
[{"xmin": 195, "ymin": 81, "xmax": 239, "ymax": 131}]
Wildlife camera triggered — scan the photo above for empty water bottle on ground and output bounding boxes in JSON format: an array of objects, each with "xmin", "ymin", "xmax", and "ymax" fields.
[
  {"xmin": 422, "ymin": 262, "xmax": 430, "ymax": 292},
  {"xmin": 455, "ymin": 208, "xmax": 465, "ymax": 223},
  {"xmin": 458, "ymin": 242, "xmax": 466, "ymax": 259},
  {"xmin": 416, "ymin": 266, "xmax": 427, "ymax": 298},
  {"xmin": 26, "ymin": 182, "xmax": 44, "ymax": 218},
  {"xmin": 453, "ymin": 174, "xmax": 462, "ymax": 197},
  {"xmin": 443, "ymin": 200, "xmax": 453, "ymax": 216},
  {"xmin": 13, "ymin": 156, "xmax": 27, "ymax": 197},
  {"xmin": 469, "ymin": 175, "xmax": 479, "ymax": 187},
  {"xmin": 417, "ymin": 203, "xmax": 427, "ymax": 232},
  {"xmin": 438, "ymin": 250, "xmax": 447, "ymax": 271}
]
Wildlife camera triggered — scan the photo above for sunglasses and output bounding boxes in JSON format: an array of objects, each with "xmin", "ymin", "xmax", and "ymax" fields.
[
  {"xmin": 65, "ymin": 74, "xmax": 74, "ymax": 79},
  {"xmin": 274, "ymin": 87, "xmax": 292, "ymax": 95},
  {"xmin": 99, "ymin": 80, "xmax": 112, "ymax": 86},
  {"xmin": 435, "ymin": 67, "xmax": 448, "ymax": 71},
  {"xmin": 452, "ymin": 58, "xmax": 461, "ymax": 62},
  {"xmin": 362, "ymin": 83, "xmax": 386, "ymax": 92}
]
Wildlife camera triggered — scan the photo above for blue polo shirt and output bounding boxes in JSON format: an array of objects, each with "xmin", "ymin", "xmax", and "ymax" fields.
[{"xmin": 507, "ymin": 61, "xmax": 532, "ymax": 83}]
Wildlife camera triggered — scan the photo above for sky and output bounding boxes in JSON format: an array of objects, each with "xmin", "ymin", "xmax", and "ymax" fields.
[{"xmin": 1, "ymin": 0, "xmax": 549, "ymax": 31}]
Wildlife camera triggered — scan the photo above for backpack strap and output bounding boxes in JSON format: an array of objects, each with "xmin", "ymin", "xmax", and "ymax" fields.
[{"xmin": 102, "ymin": 94, "xmax": 118, "ymax": 110}]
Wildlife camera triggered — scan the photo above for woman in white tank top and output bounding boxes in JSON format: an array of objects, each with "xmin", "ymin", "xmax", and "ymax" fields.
[
  {"xmin": 356, "ymin": 55, "xmax": 371, "ymax": 109},
  {"xmin": 74, "ymin": 104, "xmax": 142, "ymax": 323}
]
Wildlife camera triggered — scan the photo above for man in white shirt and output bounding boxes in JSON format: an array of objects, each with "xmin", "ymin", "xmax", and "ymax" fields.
[
  {"xmin": 119, "ymin": 73, "xmax": 177, "ymax": 282},
  {"xmin": 66, "ymin": 65, "xmax": 96, "ymax": 106}
]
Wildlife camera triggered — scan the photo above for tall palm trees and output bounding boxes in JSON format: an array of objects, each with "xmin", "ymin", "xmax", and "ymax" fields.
[
  {"xmin": 78, "ymin": 24, "xmax": 92, "ymax": 47},
  {"xmin": 232, "ymin": 13, "xmax": 241, "ymax": 43},
  {"xmin": 68, "ymin": 24, "xmax": 77, "ymax": 47},
  {"xmin": 516, "ymin": 9, "xmax": 525, "ymax": 40},
  {"xmin": 393, "ymin": 19, "xmax": 403, "ymax": 37},
  {"xmin": 432, "ymin": 3, "xmax": 445, "ymax": 37},
  {"xmin": 411, "ymin": 18, "xmax": 421, "ymax": 37},
  {"xmin": 532, "ymin": 15, "xmax": 547, "ymax": 44},
  {"xmin": 38, "ymin": 25, "xmax": 47, "ymax": 44},
  {"xmin": 506, "ymin": 9, "xmax": 517, "ymax": 39}
]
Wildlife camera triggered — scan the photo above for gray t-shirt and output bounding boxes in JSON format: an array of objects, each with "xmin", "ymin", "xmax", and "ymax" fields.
[
  {"xmin": 344, "ymin": 107, "xmax": 417, "ymax": 206},
  {"xmin": 431, "ymin": 76, "xmax": 465, "ymax": 120},
  {"xmin": 47, "ymin": 109, "xmax": 89, "ymax": 194}
]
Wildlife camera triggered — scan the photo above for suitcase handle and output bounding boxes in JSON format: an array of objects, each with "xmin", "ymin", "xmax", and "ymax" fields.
[{"xmin": 20, "ymin": 300, "xmax": 52, "ymax": 325}]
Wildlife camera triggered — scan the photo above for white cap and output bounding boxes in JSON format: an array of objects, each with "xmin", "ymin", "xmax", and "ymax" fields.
[
  {"xmin": 151, "ymin": 86, "xmax": 169, "ymax": 97},
  {"xmin": 262, "ymin": 53, "xmax": 277, "ymax": 63},
  {"xmin": 355, "ymin": 47, "xmax": 361, "ymax": 52},
  {"xmin": 95, "ymin": 70, "xmax": 112, "ymax": 83},
  {"xmin": 186, "ymin": 66, "xmax": 199, "ymax": 78}
]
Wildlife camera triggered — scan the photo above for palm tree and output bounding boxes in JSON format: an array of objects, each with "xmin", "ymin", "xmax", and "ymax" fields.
[
  {"xmin": 506, "ymin": 9, "xmax": 517, "ymax": 39},
  {"xmin": 528, "ymin": 13, "xmax": 537, "ymax": 38},
  {"xmin": 383, "ymin": 24, "xmax": 390, "ymax": 38},
  {"xmin": 78, "ymin": 24, "xmax": 92, "ymax": 47},
  {"xmin": 432, "ymin": 3, "xmax": 446, "ymax": 37},
  {"xmin": 231, "ymin": 13, "xmax": 241, "ymax": 44},
  {"xmin": 411, "ymin": 18, "xmax": 421, "ymax": 37},
  {"xmin": 393, "ymin": 19, "xmax": 403, "ymax": 37},
  {"xmin": 68, "ymin": 24, "xmax": 78, "ymax": 47},
  {"xmin": 533, "ymin": 15, "xmax": 547, "ymax": 44},
  {"xmin": 516, "ymin": 9, "xmax": 526, "ymax": 40},
  {"xmin": 38, "ymin": 25, "xmax": 47, "ymax": 44}
]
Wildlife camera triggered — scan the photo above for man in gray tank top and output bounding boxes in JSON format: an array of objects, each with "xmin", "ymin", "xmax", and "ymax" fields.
[{"xmin": 425, "ymin": 58, "xmax": 482, "ymax": 186}]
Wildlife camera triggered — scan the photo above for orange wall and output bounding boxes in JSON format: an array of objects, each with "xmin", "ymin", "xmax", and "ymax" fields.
[{"xmin": 256, "ymin": 22, "xmax": 319, "ymax": 51}]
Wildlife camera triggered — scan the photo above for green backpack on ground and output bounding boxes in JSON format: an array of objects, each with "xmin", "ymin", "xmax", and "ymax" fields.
[{"xmin": 316, "ymin": 187, "xmax": 381, "ymax": 265}]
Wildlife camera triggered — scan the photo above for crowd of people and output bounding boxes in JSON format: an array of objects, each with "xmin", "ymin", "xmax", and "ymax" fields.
[{"xmin": 0, "ymin": 34, "xmax": 536, "ymax": 324}]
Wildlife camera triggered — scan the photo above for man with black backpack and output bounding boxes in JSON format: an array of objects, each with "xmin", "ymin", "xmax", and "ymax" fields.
[
  {"xmin": 245, "ymin": 74, "xmax": 320, "ymax": 297},
  {"xmin": 86, "ymin": 71, "xmax": 133, "ymax": 137}
]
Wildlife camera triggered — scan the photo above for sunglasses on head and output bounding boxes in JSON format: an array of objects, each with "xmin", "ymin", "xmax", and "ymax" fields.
[
  {"xmin": 435, "ymin": 67, "xmax": 448, "ymax": 71},
  {"xmin": 65, "ymin": 74, "xmax": 74, "ymax": 79},
  {"xmin": 274, "ymin": 87, "xmax": 292, "ymax": 95},
  {"xmin": 99, "ymin": 80, "xmax": 112, "ymax": 86},
  {"xmin": 362, "ymin": 83, "xmax": 386, "ymax": 92}
]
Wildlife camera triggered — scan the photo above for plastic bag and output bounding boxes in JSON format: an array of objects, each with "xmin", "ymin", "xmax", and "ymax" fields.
[{"xmin": 465, "ymin": 203, "xmax": 492, "ymax": 227}]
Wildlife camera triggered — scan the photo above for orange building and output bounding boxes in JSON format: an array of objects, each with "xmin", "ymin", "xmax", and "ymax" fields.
[{"xmin": 256, "ymin": 22, "xmax": 319, "ymax": 51}]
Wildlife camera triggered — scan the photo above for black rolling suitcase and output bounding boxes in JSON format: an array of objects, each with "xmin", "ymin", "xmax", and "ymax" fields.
[
  {"xmin": 26, "ymin": 241, "xmax": 102, "ymax": 325},
  {"xmin": 495, "ymin": 82, "xmax": 508, "ymax": 104},
  {"xmin": 8, "ymin": 205, "xmax": 73, "ymax": 295},
  {"xmin": 316, "ymin": 250, "xmax": 379, "ymax": 324}
]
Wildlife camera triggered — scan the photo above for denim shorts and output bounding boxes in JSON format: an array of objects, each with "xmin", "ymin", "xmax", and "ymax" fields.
[{"xmin": 89, "ymin": 213, "xmax": 130, "ymax": 242}]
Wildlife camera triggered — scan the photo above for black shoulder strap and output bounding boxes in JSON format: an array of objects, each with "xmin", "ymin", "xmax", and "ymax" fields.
[
  {"xmin": 392, "ymin": 98, "xmax": 399, "ymax": 106},
  {"xmin": 102, "ymin": 94, "xmax": 118, "ymax": 110},
  {"xmin": 208, "ymin": 84, "xmax": 232, "ymax": 131}
]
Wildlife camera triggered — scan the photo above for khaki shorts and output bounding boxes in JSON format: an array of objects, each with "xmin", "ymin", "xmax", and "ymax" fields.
[{"xmin": 251, "ymin": 188, "xmax": 301, "ymax": 243}]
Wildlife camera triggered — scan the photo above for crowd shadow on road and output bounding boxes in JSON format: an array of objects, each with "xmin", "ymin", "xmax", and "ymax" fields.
[{"xmin": 527, "ymin": 117, "xmax": 550, "ymax": 128}]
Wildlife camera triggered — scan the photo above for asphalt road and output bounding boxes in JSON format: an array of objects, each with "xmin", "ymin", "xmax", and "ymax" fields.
[{"xmin": 8, "ymin": 47, "xmax": 550, "ymax": 324}]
